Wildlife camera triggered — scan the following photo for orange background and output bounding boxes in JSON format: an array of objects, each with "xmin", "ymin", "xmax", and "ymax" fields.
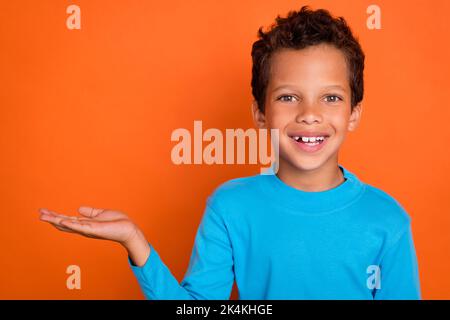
[{"xmin": 1, "ymin": 0, "xmax": 449, "ymax": 299}]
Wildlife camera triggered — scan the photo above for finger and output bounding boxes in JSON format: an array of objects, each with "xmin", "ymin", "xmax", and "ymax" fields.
[
  {"xmin": 40, "ymin": 212, "xmax": 79, "ymax": 225},
  {"xmin": 39, "ymin": 208, "xmax": 66, "ymax": 217},
  {"xmin": 39, "ymin": 215, "xmax": 77, "ymax": 233},
  {"xmin": 39, "ymin": 208, "xmax": 75, "ymax": 221},
  {"xmin": 60, "ymin": 219, "xmax": 100, "ymax": 237},
  {"xmin": 39, "ymin": 208, "xmax": 50, "ymax": 215},
  {"xmin": 78, "ymin": 206, "xmax": 105, "ymax": 218},
  {"xmin": 50, "ymin": 222, "xmax": 76, "ymax": 233},
  {"xmin": 39, "ymin": 208, "xmax": 92, "ymax": 221},
  {"xmin": 51, "ymin": 221, "xmax": 101, "ymax": 240}
]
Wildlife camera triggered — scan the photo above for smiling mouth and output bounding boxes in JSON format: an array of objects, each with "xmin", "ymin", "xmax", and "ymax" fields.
[{"xmin": 289, "ymin": 135, "xmax": 329, "ymax": 146}]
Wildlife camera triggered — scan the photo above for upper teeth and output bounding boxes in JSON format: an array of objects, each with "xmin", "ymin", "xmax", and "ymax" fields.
[{"xmin": 292, "ymin": 136, "xmax": 325, "ymax": 142}]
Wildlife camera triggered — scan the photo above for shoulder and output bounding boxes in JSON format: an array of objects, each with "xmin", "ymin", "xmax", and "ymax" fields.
[
  {"xmin": 359, "ymin": 181, "xmax": 412, "ymax": 235},
  {"xmin": 205, "ymin": 174, "xmax": 265, "ymax": 214}
]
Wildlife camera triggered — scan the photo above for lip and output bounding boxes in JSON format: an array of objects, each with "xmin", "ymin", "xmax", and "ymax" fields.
[
  {"xmin": 288, "ymin": 131, "xmax": 330, "ymax": 138},
  {"xmin": 288, "ymin": 132, "xmax": 330, "ymax": 153}
]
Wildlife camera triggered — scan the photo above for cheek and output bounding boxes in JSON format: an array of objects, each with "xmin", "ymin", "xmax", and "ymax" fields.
[
  {"xmin": 268, "ymin": 104, "xmax": 300, "ymax": 125},
  {"xmin": 327, "ymin": 110, "xmax": 351, "ymax": 133},
  {"xmin": 265, "ymin": 108, "xmax": 292, "ymax": 129}
]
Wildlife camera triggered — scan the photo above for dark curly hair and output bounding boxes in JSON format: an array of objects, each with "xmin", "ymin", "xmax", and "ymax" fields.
[{"xmin": 251, "ymin": 5, "xmax": 365, "ymax": 113}]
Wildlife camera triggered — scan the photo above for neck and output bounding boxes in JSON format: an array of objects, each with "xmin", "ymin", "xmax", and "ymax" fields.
[{"xmin": 276, "ymin": 157, "xmax": 345, "ymax": 192}]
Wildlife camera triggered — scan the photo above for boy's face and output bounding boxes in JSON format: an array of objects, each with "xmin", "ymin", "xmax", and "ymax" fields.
[{"xmin": 253, "ymin": 43, "xmax": 362, "ymax": 172}]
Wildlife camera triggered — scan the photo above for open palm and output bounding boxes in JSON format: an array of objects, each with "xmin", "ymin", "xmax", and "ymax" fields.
[{"xmin": 39, "ymin": 206, "xmax": 138, "ymax": 245}]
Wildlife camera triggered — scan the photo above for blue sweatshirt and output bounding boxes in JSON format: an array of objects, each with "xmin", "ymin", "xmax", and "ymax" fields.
[{"xmin": 129, "ymin": 165, "xmax": 421, "ymax": 299}]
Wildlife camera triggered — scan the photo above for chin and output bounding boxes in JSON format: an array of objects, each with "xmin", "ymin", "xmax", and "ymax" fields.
[
  {"xmin": 279, "ymin": 151, "xmax": 329, "ymax": 172},
  {"xmin": 290, "ymin": 158, "xmax": 328, "ymax": 172}
]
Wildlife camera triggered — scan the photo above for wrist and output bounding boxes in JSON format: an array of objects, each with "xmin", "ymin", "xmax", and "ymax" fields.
[
  {"xmin": 122, "ymin": 225, "xmax": 141, "ymax": 247},
  {"xmin": 122, "ymin": 227, "xmax": 150, "ymax": 267}
]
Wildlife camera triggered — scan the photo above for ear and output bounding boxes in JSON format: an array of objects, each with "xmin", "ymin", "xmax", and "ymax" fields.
[
  {"xmin": 252, "ymin": 100, "xmax": 266, "ymax": 129},
  {"xmin": 347, "ymin": 102, "xmax": 362, "ymax": 132}
]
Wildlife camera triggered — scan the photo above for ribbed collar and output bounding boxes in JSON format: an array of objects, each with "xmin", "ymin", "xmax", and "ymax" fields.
[{"xmin": 259, "ymin": 164, "xmax": 365, "ymax": 215}]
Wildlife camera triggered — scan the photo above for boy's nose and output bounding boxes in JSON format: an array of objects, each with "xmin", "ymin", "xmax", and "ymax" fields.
[{"xmin": 295, "ymin": 105, "xmax": 322, "ymax": 124}]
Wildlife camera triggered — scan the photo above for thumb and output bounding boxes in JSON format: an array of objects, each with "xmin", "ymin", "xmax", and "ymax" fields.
[{"xmin": 78, "ymin": 206, "xmax": 105, "ymax": 218}]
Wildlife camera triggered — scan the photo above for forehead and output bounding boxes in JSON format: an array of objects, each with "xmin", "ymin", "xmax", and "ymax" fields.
[{"xmin": 268, "ymin": 44, "xmax": 349, "ymax": 90}]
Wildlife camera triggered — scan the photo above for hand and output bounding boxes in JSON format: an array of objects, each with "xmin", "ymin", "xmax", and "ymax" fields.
[
  {"xmin": 39, "ymin": 206, "xmax": 139, "ymax": 247},
  {"xmin": 39, "ymin": 206, "xmax": 151, "ymax": 266}
]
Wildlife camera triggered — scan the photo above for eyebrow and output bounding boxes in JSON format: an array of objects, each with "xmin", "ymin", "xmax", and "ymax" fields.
[
  {"xmin": 323, "ymin": 85, "xmax": 347, "ymax": 92},
  {"xmin": 272, "ymin": 84, "xmax": 347, "ymax": 93}
]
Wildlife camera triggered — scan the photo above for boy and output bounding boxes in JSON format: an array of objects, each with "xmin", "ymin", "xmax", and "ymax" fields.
[{"xmin": 39, "ymin": 6, "xmax": 421, "ymax": 299}]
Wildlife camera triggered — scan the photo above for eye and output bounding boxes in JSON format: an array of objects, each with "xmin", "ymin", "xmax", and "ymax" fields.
[
  {"xmin": 277, "ymin": 95, "xmax": 298, "ymax": 103},
  {"xmin": 324, "ymin": 95, "xmax": 343, "ymax": 103}
]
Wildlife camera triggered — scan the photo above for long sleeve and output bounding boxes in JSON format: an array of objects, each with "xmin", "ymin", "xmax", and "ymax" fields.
[
  {"xmin": 128, "ymin": 203, "xmax": 235, "ymax": 300},
  {"xmin": 374, "ymin": 224, "xmax": 421, "ymax": 300}
]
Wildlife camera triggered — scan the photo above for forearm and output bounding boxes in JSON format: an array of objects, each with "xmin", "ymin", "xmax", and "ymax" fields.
[{"xmin": 126, "ymin": 204, "xmax": 235, "ymax": 300}]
